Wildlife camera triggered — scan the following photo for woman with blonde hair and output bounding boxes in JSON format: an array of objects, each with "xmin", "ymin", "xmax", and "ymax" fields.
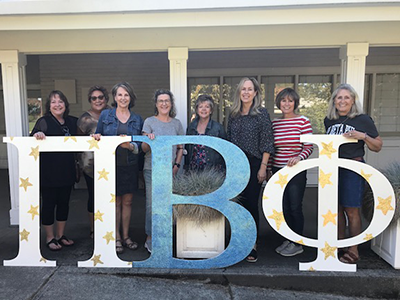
[
  {"xmin": 227, "ymin": 77, "xmax": 274, "ymax": 262},
  {"xmin": 324, "ymin": 83, "xmax": 382, "ymax": 264}
]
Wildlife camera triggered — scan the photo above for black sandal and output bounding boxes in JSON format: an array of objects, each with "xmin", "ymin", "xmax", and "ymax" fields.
[
  {"xmin": 123, "ymin": 237, "xmax": 138, "ymax": 250},
  {"xmin": 246, "ymin": 249, "xmax": 258, "ymax": 263},
  {"xmin": 57, "ymin": 235, "xmax": 74, "ymax": 247},
  {"xmin": 47, "ymin": 238, "xmax": 62, "ymax": 251}
]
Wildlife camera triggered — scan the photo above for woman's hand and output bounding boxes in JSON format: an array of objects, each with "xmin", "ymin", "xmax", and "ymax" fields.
[
  {"xmin": 173, "ymin": 165, "xmax": 180, "ymax": 176},
  {"xmin": 257, "ymin": 165, "xmax": 267, "ymax": 183},
  {"xmin": 33, "ymin": 131, "xmax": 46, "ymax": 140},
  {"xmin": 287, "ymin": 156, "xmax": 301, "ymax": 167},
  {"xmin": 146, "ymin": 133, "xmax": 155, "ymax": 140},
  {"xmin": 343, "ymin": 130, "xmax": 363, "ymax": 140},
  {"xmin": 91, "ymin": 133, "xmax": 102, "ymax": 141}
]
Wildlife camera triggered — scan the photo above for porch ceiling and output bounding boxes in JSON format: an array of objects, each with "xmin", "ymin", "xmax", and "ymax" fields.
[{"xmin": 0, "ymin": 22, "xmax": 399, "ymax": 54}]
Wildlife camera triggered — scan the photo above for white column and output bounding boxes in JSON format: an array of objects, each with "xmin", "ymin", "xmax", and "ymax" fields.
[
  {"xmin": 0, "ymin": 50, "xmax": 29, "ymax": 225},
  {"xmin": 168, "ymin": 47, "xmax": 188, "ymax": 130},
  {"xmin": 339, "ymin": 43, "xmax": 369, "ymax": 107}
]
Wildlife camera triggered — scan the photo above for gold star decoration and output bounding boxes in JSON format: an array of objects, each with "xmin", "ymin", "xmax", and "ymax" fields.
[
  {"xmin": 64, "ymin": 136, "xmax": 77, "ymax": 142},
  {"xmin": 27, "ymin": 205, "xmax": 39, "ymax": 220},
  {"xmin": 98, "ymin": 168, "xmax": 109, "ymax": 181},
  {"xmin": 87, "ymin": 138, "xmax": 100, "ymax": 150},
  {"xmin": 296, "ymin": 239, "xmax": 305, "ymax": 245},
  {"xmin": 364, "ymin": 233, "xmax": 374, "ymax": 241},
  {"xmin": 320, "ymin": 142, "xmax": 337, "ymax": 159},
  {"xmin": 103, "ymin": 231, "xmax": 115, "ymax": 245},
  {"xmin": 322, "ymin": 210, "xmax": 337, "ymax": 226},
  {"xmin": 29, "ymin": 146, "xmax": 40, "ymax": 161},
  {"xmin": 376, "ymin": 196, "xmax": 394, "ymax": 215},
  {"xmin": 10, "ymin": 137, "xmax": 14, "ymax": 141},
  {"xmin": 274, "ymin": 173, "xmax": 288, "ymax": 188},
  {"xmin": 40, "ymin": 257, "xmax": 47, "ymax": 263},
  {"xmin": 91, "ymin": 254, "xmax": 104, "ymax": 267},
  {"xmin": 360, "ymin": 170, "xmax": 372, "ymax": 183},
  {"xmin": 308, "ymin": 266, "xmax": 315, "ymax": 271},
  {"xmin": 319, "ymin": 170, "xmax": 333, "ymax": 188},
  {"xmin": 19, "ymin": 177, "xmax": 33, "ymax": 192},
  {"xmin": 127, "ymin": 262, "xmax": 133, "ymax": 266},
  {"xmin": 94, "ymin": 210, "xmax": 104, "ymax": 222},
  {"xmin": 268, "ymin": 209, "xmax": 285, "ymax": 230},
  {"xmin": 20, "ymin": 229, "xmax": 30, "ymax": 241},
  {"xmin": 110, "ymin": 193, "xmax": 116, "ymax": 203},
  {"xmin": 320, "ymin": 241, "xmax": 337, "ymax": 260}
]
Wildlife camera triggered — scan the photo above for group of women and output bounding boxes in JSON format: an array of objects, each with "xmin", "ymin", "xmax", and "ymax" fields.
[{"xmin": 32, "ymin": 78, "xmax": 382, "ymax": 265}]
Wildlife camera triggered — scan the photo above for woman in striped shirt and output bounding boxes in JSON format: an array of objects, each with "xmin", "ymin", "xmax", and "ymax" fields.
[{"xmin": 271, "ymin": 88, "xmax": 313, "ymax": 257}]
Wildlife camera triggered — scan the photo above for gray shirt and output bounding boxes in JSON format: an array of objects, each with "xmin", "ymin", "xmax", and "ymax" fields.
[{"xmin": 142, "ymin": 116, "xmax": 185, "ymax": 170}]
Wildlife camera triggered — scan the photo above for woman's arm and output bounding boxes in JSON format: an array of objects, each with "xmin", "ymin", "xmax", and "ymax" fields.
[
  {"xmin": 343, "ymin": 130, "xmax": 383, "ymax": 152},
  {"xmin": 257, "ymin": 152, "xmax": 270, "ymax": 183}
]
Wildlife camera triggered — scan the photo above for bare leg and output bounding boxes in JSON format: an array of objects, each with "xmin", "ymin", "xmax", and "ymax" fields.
[
  {"xmin": 44, "ymin": 224, "xmax": 61, "ymax": 250},
  {"xmin": 338, "ymin": 205, "xmax": 346, "ymax": 240},
  {"xmin": 56, "ymin": 221, "xmax": 74, "ymax": 245},
  {"xmin": 121, "ymin": 193, "xmax": 133, "ymax": 239},
  {"xmin": 88, "ymin": 212, "xmax": 94, "ymax": 238},
  {"xmin": 344, "ymin": 207, "xmax": 361, "ymax": 257},
  {"xmin": 116, "ymin": 196, "xmax": 122, "ymax": 241}
]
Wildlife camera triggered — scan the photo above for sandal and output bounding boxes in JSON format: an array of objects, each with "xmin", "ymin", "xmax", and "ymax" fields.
[
  {"xmin": 123, "ymin": 237, "xmax": 138, "ymax": 250},
  {"xmin": 246, "ymin": 249, "xmax": 258, "ymax": 263},
  {"xmin": 47, "ymin": 238, "xmax": 62, "ymax": 251},
  {"xmin": 57, "ymin": 235, "xmax": 74, "ymax": 247},
  {"xmin": 116, "ymin": 240, "xmax": 124, "ymax": 253},
  {"xmin": 339, "ymin": 250, "xmax": 360, "ymax": 264}
]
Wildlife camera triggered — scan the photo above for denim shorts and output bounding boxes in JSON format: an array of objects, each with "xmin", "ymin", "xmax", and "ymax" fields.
[{"xmin": 338, "ymin": 167, "xmax": 365, "ymax": 208}]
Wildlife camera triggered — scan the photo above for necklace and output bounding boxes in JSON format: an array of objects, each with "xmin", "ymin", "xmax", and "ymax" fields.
[{"xmin": 339, "ymin": 116, "xmax": 349, "ymax": 125}]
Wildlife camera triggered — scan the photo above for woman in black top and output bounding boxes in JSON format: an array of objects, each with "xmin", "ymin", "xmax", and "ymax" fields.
[
  {"xmin": 227, "ymin": 77, "xmax": 274, "ymax": 262},
  {"xmin": 31, "ymin": 90, "xmax": 78, "ymax": 251},
  {"xmin": 324, "ymin": 83, "xmax": 382, "ymax": 264}
]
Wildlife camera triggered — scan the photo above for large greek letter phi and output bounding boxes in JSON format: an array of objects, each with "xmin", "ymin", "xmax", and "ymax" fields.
[{"xmin": 263, "ymin": 135, "xmax": 395, "ymax": 272}]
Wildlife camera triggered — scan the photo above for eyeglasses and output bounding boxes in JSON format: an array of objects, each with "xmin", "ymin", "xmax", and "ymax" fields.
[
  {"xmin": 90, "ymin": 95, "xmax": 105, "ymax": 101},
  {"xmin": 157, "ymin": 99, "xmax": 171, "ymax": 104}
]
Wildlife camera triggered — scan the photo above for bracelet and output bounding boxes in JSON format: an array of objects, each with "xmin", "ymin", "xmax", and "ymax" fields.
[
  {"xmin": 261, "ymin": 162, "xmax": 268, "ymax": 167},
  {"xmin": 173, "ymin": 162, "xmax": 181, "ymax": 168},
  {"xmin": 364, "ymin": 132, "xmax": 368, "ymax": 140}
]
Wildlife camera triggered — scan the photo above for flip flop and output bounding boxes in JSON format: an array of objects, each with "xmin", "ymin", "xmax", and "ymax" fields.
[
  {"xmin": 58, "ymin": 235, "xmax": 74, "ymax": 247},
  {"xmin": 340, "ymin": 251, "xmax": 360, "ymax": 264},
  {"xmin": 246, "ymin": 249, "xmax": 258, "ymax": 263},
  {"xmin": 47, "ymin": 238, "xmax": 62, "ymax": 251}
]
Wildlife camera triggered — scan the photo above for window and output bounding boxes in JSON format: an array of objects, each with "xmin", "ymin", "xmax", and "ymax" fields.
[{"xmin": 373, "ymin": 73, "xmax": 400, "ymax": 133}]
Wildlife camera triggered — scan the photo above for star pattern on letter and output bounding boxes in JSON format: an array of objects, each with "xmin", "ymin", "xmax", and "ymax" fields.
[
  {"xmin": 364, "ymin": 233, "xmax": 373, "ymax": 241},
  {"xmin": 87, "ymin": 138, "xmax": 100, "ymax": 150},
  {"xmin": 29, "ymin": 146, "xmax": 40, "ymax": 161},
  {"xmin": 91, "ymin": 254, "xmax": 104, "ymax": 267},
  {"xmin": 94, "ymin": 210, "xmax": 104, "ymax": 222},
  {"xmin": 64, "ymin": 136, "xmax": 77, "ymax": 142},
  {"xmin": 127, "ymin": 262, "xmax": 133, "ymax": 266},
  {"xmin": 308, "ymin": 266, "xmax": 315, "ymax": 271},
  {"xmin": 103, "ymin": 231, "xmax": 115, "ymax": 245},
  {"xmin": 360, "ymin": 170, "xmax": 372, "ymax": 183},
  {"xmin": 27, "ymin": 205, "xmax": 39, "ymax": 220},
  {"xmin": 98, "ymin": 168, "xmax": 109, "ymax": 181},
  {"xmin": 20, "ymin": 229, "xmax": 30, "ymax": 241},
  {"xmin": 262, "ymin": 195, "xmax": 268, "ymax": 201},
  {"xmin": 296, "ymin": 239, "xmax": 305, "ymax": 245},
  {"xmin": 110, "ymin": 193, "xmax": 116, "ymax": 203},
  {"xmin": 376, "ymin": 196, "xmax": 394, "ymax": 215},
  {"xmin": 19, "ymin": 177, "xmax": 33, "ymax": 192},
  {"xmin": 40, "ymin": 257, "xmax": 47, "ymax": 263},
  {"xmin": 267, "ymin": 209, "xmax": 285, "ymax": 230},
  {"xmin": 320, "ymin": 241, "xmax": 337, "ymax": 260},
  {"xmin": 322, "ymin": 210, "xmax": 337, "ymax": 226},
  {"xmin": 320, "ymin": 142, "xmax": 337, "ymax": 159},
  {"xmin": 274, "ymin": 173, "xmax": 288, "ymax": 189},
  {"xmin": 319, "ymin": 170, "xmax": 333, "ymax": 188}
]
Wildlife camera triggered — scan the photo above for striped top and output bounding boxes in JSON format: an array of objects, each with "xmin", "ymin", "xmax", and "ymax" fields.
[{"xmin": 271, "ymin": 115, "xmax": 313, "ymax": 168}]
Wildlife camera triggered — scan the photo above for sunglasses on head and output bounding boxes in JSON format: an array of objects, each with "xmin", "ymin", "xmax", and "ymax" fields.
[{"xmin": 90, "ymin": 95, "xmax": 105, "ymax": 101}]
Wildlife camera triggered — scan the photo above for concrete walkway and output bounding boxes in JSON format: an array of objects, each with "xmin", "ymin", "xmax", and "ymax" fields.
[{"xmin": 0, "ymin": 170, "xmax": 399, "ymax": 299}]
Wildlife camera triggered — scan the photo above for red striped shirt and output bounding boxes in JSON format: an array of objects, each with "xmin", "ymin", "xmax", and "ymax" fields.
[{"xmin": 271, "ymin": 116, "xmax": 313, "ymax": 168}]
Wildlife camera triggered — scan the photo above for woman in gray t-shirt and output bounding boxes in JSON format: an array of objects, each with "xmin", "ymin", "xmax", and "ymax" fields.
[{"xmin": 141, "ymin": 89, "xmax": 184, "ymax": 253}]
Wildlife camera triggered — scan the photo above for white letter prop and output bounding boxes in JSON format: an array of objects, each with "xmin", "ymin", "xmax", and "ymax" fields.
[
  {"xmin": 262, "ymin": 135, "xmax": 395, "ymax": 272},
  {"xmin": 3, "ymin": 136, "xmax": 132, "ymax": 268}
]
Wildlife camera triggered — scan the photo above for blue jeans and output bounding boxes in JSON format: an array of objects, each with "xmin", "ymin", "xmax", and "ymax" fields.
[
  {"xmin": 272, "ymin": 167, "xmax": 307, "ymax": 235},
  {"xmin": 143, "ymin": 169, "xmax": 152, "ymax": 236}
]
